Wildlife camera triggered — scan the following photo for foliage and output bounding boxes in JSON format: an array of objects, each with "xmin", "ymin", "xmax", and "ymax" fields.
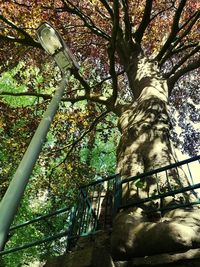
[
  {"xmin": 0, "ymin": 62, "xmax": 118, "ymax": 266},
  {"xmin": 169, "ymin": 70, "xmax": 200, "ymax": 155}
]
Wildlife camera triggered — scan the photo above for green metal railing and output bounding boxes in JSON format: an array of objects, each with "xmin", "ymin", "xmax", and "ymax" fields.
[
  {"xmin": 0, "ymin": 155, "xmax": 199, "ymax": 256},
  {"xmin": 119, "ymin": 155, "xmax": 200, "ymax": 212}
]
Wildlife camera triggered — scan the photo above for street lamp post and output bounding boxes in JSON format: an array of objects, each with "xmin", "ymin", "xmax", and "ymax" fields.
[{"xmin": 0, "ymin": 22, "xmax": 78, "ymax": 251}]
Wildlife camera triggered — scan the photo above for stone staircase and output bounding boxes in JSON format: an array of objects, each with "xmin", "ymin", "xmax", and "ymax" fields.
[{"xmin": 44, "ymin": 230, "xmax": 200, "ymax": 267}]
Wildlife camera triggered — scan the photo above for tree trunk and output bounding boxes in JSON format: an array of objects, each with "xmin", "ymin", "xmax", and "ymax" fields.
[
  {"xmin": 111, "ymin": 57, "xmax": 200, "ymax": 259},
  {"xmin": 116, "ymin": 58, "xmax": 195, "ymax": 209}
]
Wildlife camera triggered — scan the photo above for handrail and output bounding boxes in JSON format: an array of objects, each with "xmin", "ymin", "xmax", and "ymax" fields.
[
  {"xmin": 120, "ymin": 182, "xmax": 200, "ymax": 210},
  {"xmin": 122, "ymin": 155, "xmax": 200, "ymax": 184},
  {"xmin": 0, "ymin": 230, "xmax": 69, "ymax": 256},
  {"xmin": 79, "ymin": 174, "xmax": 119, "ymax": 189},
  {"xmin": 79, "ymin": 155, "xmax": 200, "ymax": 189},
  {"xmin": 10, "ymin": 206, "xmax": 71, "ymax": 231}
]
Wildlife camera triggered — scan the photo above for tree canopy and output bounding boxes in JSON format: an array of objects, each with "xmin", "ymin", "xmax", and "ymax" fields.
[{"xmin": 0, "ymin": 1, "xmax": 199, "ymax": 152}]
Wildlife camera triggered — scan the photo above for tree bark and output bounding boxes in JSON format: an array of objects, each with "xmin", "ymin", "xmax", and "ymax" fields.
[
  {"xmin": 111, "ymin": 57, "xmax": 200, "ymax": 259},
  {"xmin": 116, "ymin": 57, "xmax": 196, "ymax": 209}
]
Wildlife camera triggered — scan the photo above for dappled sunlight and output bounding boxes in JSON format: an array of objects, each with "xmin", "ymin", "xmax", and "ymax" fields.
[
  {"xmin": 112, "ymin": 153, "xmax": 200, "ymax": 259},
  {"xmin": 113, "ymin": 62, "xmax": 200, "ymax": 258},
  {"xmin": 117, "ymin": 95, "xmax": 176, "ymax": 202},
  {"xmin": 116, "ymin": 74, "xmax": 199, "ymax": 208}
]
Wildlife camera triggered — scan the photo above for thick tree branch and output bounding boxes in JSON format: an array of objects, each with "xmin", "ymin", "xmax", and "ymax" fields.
[
  {"xmin": 0, "ymin": 15, "xmax": 40, "ymax": 47},
  {"xmin": 62, "ymin": 0, "xmax": 110, "ymax": 40},
  {"xmin": 159, "ymin": 11, "xmax": 200, "ymax": 65},
  {"xmin": 107, "ymin": 0, "xmax": 120, "ymax": 106},
  {"xmin": 0, "ymin": 34, "xmax": 40, "ymax": 47},
  {"xmin": 174, "ymin": 10, "xmax": 200, "ymax": 45},
  {"xmin": 160, "ymin": 42, "xmax": 199, "ymax": 65},
  {"xmin": 0, "ymin": 15, "xmax": 30, "ymax": 38},
  {"xmin": 71, "ymin": 68, "xmax": 91, "ymax": 96},
  {"xmin": 172, "ymin": 42, "xmax": 199, "ymax": 55},
  {"xmin": 99, "ymin": 0, "xmax": 114, "ymax": 19},
  {"xmin": 179, "ymin": 10, "xmax": 200, "ymax": 32},
  {"xmin": 134, "ymin": 0, "xmax": 153, "ymax": 43},
  {"xmin": 0, "ymin": 90, "xmax": 111, "ymax": 106},
  {"xmin": 0, "ymin": 91, "xmax": 50, "ymax": 100},
  {"xmin": 121, "ymin": 0, "xmax": 132, "ymax": 43},
  {"xmin": 165, "ymin": 45, "xmax": 200, "ymax": 78},
  {"xmin": 167, "ymin": 59, "xmax": 200, "ymax": 94},
  {"xmin": 156, "ymin": 0, "xmax": 187, "ymax": 62}
]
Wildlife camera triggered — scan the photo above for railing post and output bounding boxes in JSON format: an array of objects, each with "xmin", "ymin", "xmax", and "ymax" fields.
[
  {"xmin": 113, "ymin": 175, "xmax": 122, "ymax": 217},
  {"xmin": 66, "ymin": 206, "xmax": 77, "ymax": 251},
  {"xmin": 80, "ymin": 188, "xmax": 97, "ymax": 221}
]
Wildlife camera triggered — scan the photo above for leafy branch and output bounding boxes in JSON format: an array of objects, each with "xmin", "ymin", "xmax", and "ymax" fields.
[
  {"xmin": 165, "ymin": 45, "xmax": 200, "ymax": 78},
  {"xmin": 0, "ymin": 90, "xmax": 111, "ymax": 106},
  {"xmin": 155, "ymin": 0, "xmax": 187, "ymax": 62},
  {"xmin": 61, "ymin": 0, "xmax": 110, "ymax": 40},
  {"xmin": 0, "ymin": 15, "xmax": 40, "ymax": 47},
  {"xmin": 0, "ymin": 69, "xmax": 125, "ymax": 112},
  {"xmin": 167, "ymin": 58, "xmax": 200, "ymax": 93},
  {"xmin": 150, "ymin": 2, "xmax": 174, "ymax": 22},
  {"xmin": 47, "ymin": 110, "xmax": 109, "ymax": 176},
  {"xmin": 159, "ymin": 10, "xmax": 200, "ymax": 65},
  {"xmin": 0, "ymin": 91, "xmax": 50, "ymax": 100},
  {"xmin": 156, "ymin": 4, "xmax": 200, "ymax": 67}
]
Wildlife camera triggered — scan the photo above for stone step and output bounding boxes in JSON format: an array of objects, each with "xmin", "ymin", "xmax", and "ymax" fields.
[
  {"xmin": 114, "ymin": 248, "xmax": 200, "ymax": 267},
  {"xmin": 44, "ymin": 230, "xmax": 200, "ymax": 267},
  {"xmin": 44, "ymin": 247, "xmax": 200, "ymax": 267}
]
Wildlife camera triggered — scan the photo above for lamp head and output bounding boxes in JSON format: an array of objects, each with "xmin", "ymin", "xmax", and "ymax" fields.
[
  {"xmin": 36, "ymin": 23, "xmax": 63, "ymax": 55},
  {"xmin": 36, "ymin": 22, "xmax": 79, "ymax": 73}
]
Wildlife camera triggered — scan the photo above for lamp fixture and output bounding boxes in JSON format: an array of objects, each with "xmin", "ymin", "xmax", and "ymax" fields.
[{"xmin": 36, "ymin": 22, "xmax": 79, "ymax": 73}]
